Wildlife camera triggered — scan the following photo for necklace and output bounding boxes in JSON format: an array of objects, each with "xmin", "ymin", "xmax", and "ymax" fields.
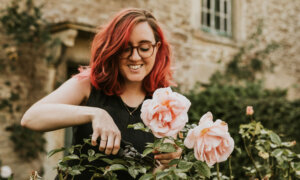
[{"xmin": 121, "ymin": 99, "xmax": 139, "ymax": 116}]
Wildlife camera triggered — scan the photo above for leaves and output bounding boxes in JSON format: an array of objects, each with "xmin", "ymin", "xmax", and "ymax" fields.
[
  {"xmin": 107, "ymin": 164, "xmax": 127, "ymax": 172},
  {"xmin": 157, "ymin": 143, "xmax": 176, "ymax": 153},
  {"xmin": 128, "ymin": 123, "xmax": 150, "ymax": 132},
  {"xmin": 139, "ymin": 173, "xmax": 154, "ymax": 180},
  {"xmin": 193, "ymin": 161, "xmax": 211, "ymax": 178},
  {"xmin": 48, "ymin": 147, "xmax": 65, "ymax": 158},
  {"xmin": 177, "ymin": 161, "xmax": 193, "ymax": 172},
  {"xmin": 62, "ymin": 154, "xmax": 80, "ymax": 161},
  {"xmin": 142, "ymin": 148, "xmax": 153, "ymax": 157},
  {"xmin": 269, "ymin": 131, "xmax": 282, "ymax": 145}
]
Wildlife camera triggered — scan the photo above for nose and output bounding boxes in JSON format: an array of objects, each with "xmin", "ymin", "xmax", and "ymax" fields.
[{"xmin": 129, "ymin": 48, "xmax": 141, "ymax": 61}]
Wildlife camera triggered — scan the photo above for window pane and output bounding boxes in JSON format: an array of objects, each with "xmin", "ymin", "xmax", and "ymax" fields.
[
  {"xmin": 224, "ymin": 0, "xmax": 227, "ymax": 13},
  {"xmin": 224, "ymin": 18, "xmax": 227, "ymax": 31},
  {"xmin": 215, "ymin": 15, "xmax": 220, "ymax": 30},
  {"xmin": 202, "ymin": 11, "xmax": 205, "ymax": 25},
  {"xmin": 207, "ymin": 0, "xmax": 211, "ymax": 9},
  {"xmin": 207, "ymin": 13, "xmax": 211, "ymax": 27},
  {"xmin": 215, "ymin": 0, "xmax": 220, "ymax": 12}
]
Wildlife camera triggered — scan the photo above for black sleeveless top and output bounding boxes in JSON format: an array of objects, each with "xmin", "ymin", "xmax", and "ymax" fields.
[{"xmin": 69, "ymin": 86, "xmax": 154, "ymax": 179}]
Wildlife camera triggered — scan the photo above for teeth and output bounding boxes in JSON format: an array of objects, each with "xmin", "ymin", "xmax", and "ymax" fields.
[{"xmin": 129, "ymin": 64, "xmax": 142, "ymax": 70}]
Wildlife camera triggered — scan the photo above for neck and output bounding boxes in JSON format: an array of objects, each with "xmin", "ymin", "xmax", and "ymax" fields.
[{"xmin": 120, "ymin": 82, "xmax": 146, "ymax": 107}]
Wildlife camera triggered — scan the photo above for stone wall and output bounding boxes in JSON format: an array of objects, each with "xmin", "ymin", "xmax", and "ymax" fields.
[{"xmin": 0, "ymin": 0, "xmax": 299, "ymax": 179}]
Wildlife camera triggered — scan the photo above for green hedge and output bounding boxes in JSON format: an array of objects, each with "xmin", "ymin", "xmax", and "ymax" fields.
[{"xmin": 183, "ymin": 75, "xmax": 300, "ymax": 177}]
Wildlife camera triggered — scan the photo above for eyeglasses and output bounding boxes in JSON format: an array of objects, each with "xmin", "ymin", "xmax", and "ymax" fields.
[{"xmin": 120, "ymin": 42, "xmax": 157, "ymax": 59}]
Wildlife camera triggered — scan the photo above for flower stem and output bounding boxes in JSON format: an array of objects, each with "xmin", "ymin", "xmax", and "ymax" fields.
[
  {"xmin": 288, "ymin": 162, "xmax": 291, "ymax": 180},
  {"xmin": 217, "ymin": 163, "xmax": 220, "ymax": 180},
  {"xmin": 242, "ymin": 137, "xmax": 263, "ymax": 179},
  {"xmin": 229, "ymin": 156, "xmax": 233, "ymax": 180}
]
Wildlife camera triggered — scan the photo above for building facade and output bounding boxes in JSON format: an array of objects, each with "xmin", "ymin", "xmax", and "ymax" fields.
[{"xmin": 0, "ymin": 0, "xmax": 299, "ymax": 179}]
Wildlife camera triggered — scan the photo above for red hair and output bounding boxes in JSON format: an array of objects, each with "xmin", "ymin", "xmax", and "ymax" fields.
[{"xmin": 79, "ymin": 8, "xmax": 173, "ymax": 96}]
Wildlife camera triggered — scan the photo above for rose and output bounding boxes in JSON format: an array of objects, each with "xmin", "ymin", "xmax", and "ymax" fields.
[
  {"xmin": 0, "ymin": 165, "xmax": 12, "ymax": 178},
  {"xmin": 141, "ymin": 87, "xmax": 191, "ymax": 138},
  {"xmin": 246, "ymin": 106, "xmax": 254, "ymax": 116},
  {"xmin": 184, "ymin": 112, "xmax": 234, "ymax": 166}
]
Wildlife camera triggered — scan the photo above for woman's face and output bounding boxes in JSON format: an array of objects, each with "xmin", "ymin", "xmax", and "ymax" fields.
[{"xmin": 119, "ymin": 22, "xmax": 160, "ymax": 84}]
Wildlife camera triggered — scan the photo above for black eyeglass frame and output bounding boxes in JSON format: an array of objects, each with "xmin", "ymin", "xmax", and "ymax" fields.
[{"xmin": 120, "ymin": 42, "xmax": 158, "ymax": 59}]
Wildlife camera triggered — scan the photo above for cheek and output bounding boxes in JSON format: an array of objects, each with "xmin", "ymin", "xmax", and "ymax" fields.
[{"xmin": 146, "ymin": 57, "xmax": 156, "ymax": 70}]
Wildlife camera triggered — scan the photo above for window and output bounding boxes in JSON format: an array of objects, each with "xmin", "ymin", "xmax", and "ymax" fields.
[{"xmin": 201, "ymin": 0, "xmax": 232, "ymax": 37}]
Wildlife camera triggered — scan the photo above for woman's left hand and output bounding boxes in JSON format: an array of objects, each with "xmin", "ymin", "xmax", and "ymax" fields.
[{"xmin": 154, "ymin": 145, "xmax": 182, "ymax": 167}]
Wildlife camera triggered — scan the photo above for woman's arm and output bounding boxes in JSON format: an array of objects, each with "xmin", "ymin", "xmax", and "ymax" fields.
[
  {"xmin": 21, "ymin": 77, "xmax": 94, "ymax": 131},
  {"xmin": 21, "ymin": 77, "xmax": 121, "ymax": 155}
]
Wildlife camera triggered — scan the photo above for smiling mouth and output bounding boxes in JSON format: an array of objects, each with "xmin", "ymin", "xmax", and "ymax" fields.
[{"xmin": 128, "ymin": 64, "xmax": 143, "ymax": 70}]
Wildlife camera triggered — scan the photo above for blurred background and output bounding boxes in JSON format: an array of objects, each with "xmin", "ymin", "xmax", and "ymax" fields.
[{"xmin": 0, "ymin": 0, "xmax": 299, "ymax": 179}]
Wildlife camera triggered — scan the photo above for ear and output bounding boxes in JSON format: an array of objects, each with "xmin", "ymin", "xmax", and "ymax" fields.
[{"xmin": 156, "ymin": 41, "xmax": 161, "ymax": 49}]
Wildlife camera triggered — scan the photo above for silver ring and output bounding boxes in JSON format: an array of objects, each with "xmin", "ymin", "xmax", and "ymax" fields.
[{"xmin": 101, "ymin": 139, "xmax": 107, "ymax": 141}]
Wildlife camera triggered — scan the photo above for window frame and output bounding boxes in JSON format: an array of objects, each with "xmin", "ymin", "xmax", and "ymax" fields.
[
  {"xmin": 201, "ymin": 0, "xmax": 232, "ymax": 37},
  {"xmin": 190, "ymin": 0, "xmax": 246, "ymax": 46}
]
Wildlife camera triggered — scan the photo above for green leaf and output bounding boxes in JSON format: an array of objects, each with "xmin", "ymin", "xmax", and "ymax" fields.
[
  {"xmin": 271, "ymin": 149, "xmax": 283, "ymax": 157},
  {"xmin": 157, "ymin": 143, "xmax": 176, "ymax": 153},
  {"xmin": 153, "ymin": 138, "xmax": 164, "ymax": 148},
  {"xmin": 62, "ymin": 154, "xmax": 80, "ymax": 161},
  {"xmin": 175, "ymin": 172, "xmax": 187, "ymax": 179},
  {"xmin": 69, "ymin": 169, "xmax": 81, "ymax": 176},
  {"xmin": 138, "ymin": 167, "xmax": 147, "ymax": 174},
  {"xmin": 83, "ymin": 138, "xmax": 92, "ymax": 145},
  {"xmin": 80, "ymin": 154, "xmax": 88, "ymax": 158},
  {"xmin": 194, "ymin": 161, "xmax": 211, "ymax": 178},
  {"xmin": 101, "ymin": 158, "xmax": 114, "ymax": 164},
  {"xmin": 174, "ymin": 139, "xmax": 184, "ymax": 148},
  {"xmin": 68, "ymin": 146, "xmax": 74, "ymax": 154},
  {"xmin": 88, "ymin": 149, "xmax": 95, "ymax": 156},
  {"xmin": 139, "ymin": 173, "xmax": 154, "ymax": 180},
  {"xmin": 112, "ymin": 158, "xmax": 127, "ymax": 164},
  {"xmin": 235, "ymin": 147, "xmax": 242, "ymax": 154},
  {"xmin": 156, "ymin": 171, "xmax": 169, "ymax": 180},
  {"xmin": 178, "ymin": 161, "xmax": 193, "ymax": 172},
  {"xmin": 128, "ymin": 166, "xmax": 139, "ymax": 178},
  {"xmin": 168, "ymin": 159, "xmax": 180, "ymax": 166},
  {"xmin": 269, "ymin": 131, "xmax": 281, "ymax": 145},
  {"xmin": 72, "ymin": 165, "xmax": 86, "ymax": 172},
  {"xmin": 108, "ymin": 164, "xmax": 127, "ymax": 171},
  {"xmin": 143, "ymin": 148, "xmax": 153, "ymax": 157},
  {"xmin": 128, "ymin": 123, "xmax": 150, "ymax": 132},
  {"xmin": 47, "ymin": 147, "xmax": 65, "ymax": 158}
]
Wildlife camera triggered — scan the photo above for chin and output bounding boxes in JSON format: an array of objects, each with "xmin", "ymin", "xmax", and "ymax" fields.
[{"xmin": 125, "ymin": 76, "xmax": 145, "ymax": 83}]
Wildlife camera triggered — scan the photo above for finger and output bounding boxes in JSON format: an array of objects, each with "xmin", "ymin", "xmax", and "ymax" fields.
[
  {"xmin": 105, "ymin": 134, "xmax": 114, "ymax": 155},
  {"xmin": 152, "ymin": 149, "xmax": 159, "ymax": 154},
  {"xmin": 159, "ymin": 159, "xmax": 171, "ymax": 165},
  {"xmin": 91, "ymin": 131, "xmax": 99, "ymax": 146},
  {"xmin": 154, "ymin": 152, "xmax": 180, "ymax": 160},
  {"xmin": 99, "ymin": 133, "xmax": 108, "ymax": 152},
  {"xmin": 112, "ymin": 134, "xmax": 121, "ymax": 155}
]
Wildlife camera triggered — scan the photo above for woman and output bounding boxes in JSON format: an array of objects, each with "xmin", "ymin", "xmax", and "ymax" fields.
[{"xmin": 21, "ymin": 8, "xmax": 181, "ymax": 179}]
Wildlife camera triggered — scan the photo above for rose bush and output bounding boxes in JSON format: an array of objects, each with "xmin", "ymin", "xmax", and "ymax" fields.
[{"xmin": 48, "ymin": 87, "xmax": 236, "ymax": 179}]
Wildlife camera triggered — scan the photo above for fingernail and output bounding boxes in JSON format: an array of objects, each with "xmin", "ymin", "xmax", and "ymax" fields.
[{"xmin": 154, "ymin": 155, "xmax": 157, "ymax": 159}]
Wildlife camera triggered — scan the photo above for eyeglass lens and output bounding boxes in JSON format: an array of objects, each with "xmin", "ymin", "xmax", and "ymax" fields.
[{"xmin": 121, "ymin": 42, "xmax": 155, "ymax": 58}]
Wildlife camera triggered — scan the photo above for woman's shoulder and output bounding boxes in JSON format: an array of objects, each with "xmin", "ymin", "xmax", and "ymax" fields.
[{"xmin": 69, "ymin": 76, "xmax": 92, "ymax": 102}]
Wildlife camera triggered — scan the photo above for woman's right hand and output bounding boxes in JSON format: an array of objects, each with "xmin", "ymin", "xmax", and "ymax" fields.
[{"xmin": 91, "ymin": 109, "xmax": 121, "ymax": 155}]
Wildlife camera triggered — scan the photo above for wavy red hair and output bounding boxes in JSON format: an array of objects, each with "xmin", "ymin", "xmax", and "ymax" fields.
[{"xmin": 78, "ymin": 8, "xmax": 173, "ymax": 96}]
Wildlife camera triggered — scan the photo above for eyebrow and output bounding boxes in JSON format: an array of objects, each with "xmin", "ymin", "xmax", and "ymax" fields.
[{"xmin": 128, "ymin": 40, "xmax": 154, "ymax": 46}]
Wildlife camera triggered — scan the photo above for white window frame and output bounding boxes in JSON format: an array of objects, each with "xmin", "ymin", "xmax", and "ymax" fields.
[
  {"xmin": 191, "ymin": 0, "xmax": 246, "ymax": 46},
  {"xmin": 201, "ymin": 0, "xmax": 232, "ymax": 37}
]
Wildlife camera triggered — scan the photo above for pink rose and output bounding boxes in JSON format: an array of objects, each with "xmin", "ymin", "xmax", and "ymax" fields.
[
  {"xmin": 141, "ymin": 87, "xmax": 191, "ymax": 138},
  {"xmin": 184, "ymin": 112, "xmax": 234, "ymax": 166},
  {"xmin": 246, "ymin": 106, "xmax": 254, "ymax": 116}
]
